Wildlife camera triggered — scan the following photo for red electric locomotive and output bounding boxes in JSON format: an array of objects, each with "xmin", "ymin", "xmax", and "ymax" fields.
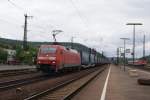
[
  {"xmin": 37, "ymin": 45, "xmax": 81, "ymax": 73},
  {"xmin": 128, "ymin": 59, "xmax": 147, "ymax": 66}
]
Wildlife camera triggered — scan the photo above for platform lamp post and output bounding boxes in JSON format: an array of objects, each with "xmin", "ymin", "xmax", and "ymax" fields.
[
  {"xmin": 117, "ymin": 48, "xmax": 119, "ymax": 65},
  {"xmin": 126, "ymin": 23, "xmax": 142, "ymax": 65},
  {"xmin": 120, "ymin": 38, "xmax": 130, "ymax": 71}
]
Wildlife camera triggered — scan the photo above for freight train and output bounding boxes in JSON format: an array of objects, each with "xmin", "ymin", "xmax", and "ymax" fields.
[{"xmin": 37, "ymin": 44, "xmax": 109, "ymax": 73}]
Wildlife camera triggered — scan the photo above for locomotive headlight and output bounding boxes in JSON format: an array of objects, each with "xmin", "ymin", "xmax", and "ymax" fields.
[
  {"xmin": 52, "ymin": 61, "xmax": 56, "ymax": 64},
  {"xmin": 38, "ymin": 57, "xmax": 44, "ymax": 60},
  {"xmin": 49, "ymin": 57, "xmax": 56, "ymax": 60}
]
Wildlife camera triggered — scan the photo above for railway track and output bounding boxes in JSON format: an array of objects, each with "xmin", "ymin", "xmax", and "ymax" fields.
[
  {"xmin": 0, "ymin": 69, "xmax": 37, "ymax": 78},
  {"xmin": 24, "ymin": 66, "xmax": 107, "ymax": 100},
  {"xmin": 0, "ymin": 68, "xmax": 92, "ymax": 92},
  {"xmin": 0, "ymin": 74, "xmax": 48, "ymax": 91}
]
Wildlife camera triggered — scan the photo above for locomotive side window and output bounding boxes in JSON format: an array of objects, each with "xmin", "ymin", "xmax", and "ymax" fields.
[{"xmin": 40, "ymin": 47, "xmax": 56, "ymax": 53}]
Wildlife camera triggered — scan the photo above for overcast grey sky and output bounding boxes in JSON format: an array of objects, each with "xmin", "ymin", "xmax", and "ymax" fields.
[{"xmin": 0, "ymin": 0, "xmax": 150, "ymax": 57}]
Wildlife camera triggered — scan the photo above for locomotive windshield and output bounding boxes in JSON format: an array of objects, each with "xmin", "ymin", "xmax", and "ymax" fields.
[{"xmin": 40, "ymin": 47, "xmax": 56, "ymax": 53}]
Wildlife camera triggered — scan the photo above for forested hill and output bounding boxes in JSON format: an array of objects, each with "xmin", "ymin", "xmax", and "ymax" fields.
[
  {"xmin": 0, "ymin": 37, "xmax": 48, "ymax": 49},
  {"xmin": 0, "ymin": 37, "xmax": 92, "ymax": 53},
  {"xmin": 0, "ymin": 37, "xmax": 74, "ymax": 49},
  {"xmin": 0, "ymin": 37, "xmax": 105, "ymax": 57}
]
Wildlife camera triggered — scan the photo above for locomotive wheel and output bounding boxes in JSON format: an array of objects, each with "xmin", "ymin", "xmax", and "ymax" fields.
[{"xmin": 137, "ymin": 78, "xmax": 150, "ymax": 85}]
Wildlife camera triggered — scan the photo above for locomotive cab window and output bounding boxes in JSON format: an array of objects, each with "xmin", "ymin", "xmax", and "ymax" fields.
[{"xmin": 40, "ymin": 47, "xmax": 56, "ymax": 53}]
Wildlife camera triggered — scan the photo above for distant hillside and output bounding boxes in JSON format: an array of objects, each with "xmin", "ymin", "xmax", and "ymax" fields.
[
  {"xmin": 0, "ymin": 37, "xmax": 105, "ymax": 57},
  {"xmin": 0, "ymin": 37, "xmax": 88, "ymax": 48},
  {"xmin": 0, "ymin": 37, "xmax": 48, "ymax": 48}
]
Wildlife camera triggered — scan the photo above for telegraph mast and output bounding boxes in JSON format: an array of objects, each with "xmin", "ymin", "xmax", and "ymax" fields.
[{"xmin": 23, "ymin": 14, "xmax": 33, "ymax": 50}]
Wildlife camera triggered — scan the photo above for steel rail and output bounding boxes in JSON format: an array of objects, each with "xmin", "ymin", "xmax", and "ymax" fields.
[{"xmin": 24, "ymin": 66, "xmax": 106, "ymax": 100}]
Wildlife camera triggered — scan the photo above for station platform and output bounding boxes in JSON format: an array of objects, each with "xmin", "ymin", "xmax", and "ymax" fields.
[
  {"xmin": 106, "ymin": 65, "xmax": 150, "ymax": 100},
  {"xmin": 72, "ymin": 65, "xmax": 150, "ymax": 100},
  {"xmin": 0, "ymin": 65, "xmax": 36, "ymax": 71}
]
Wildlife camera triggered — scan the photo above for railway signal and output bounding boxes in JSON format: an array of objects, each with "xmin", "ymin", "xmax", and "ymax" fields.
[
  {"xmin": 118, "ymin": 47, "xmax": 123, "ymax": 65},
  {"xmin": 120, "ymin": 38, "xmax": 130, "ymax": 71}
]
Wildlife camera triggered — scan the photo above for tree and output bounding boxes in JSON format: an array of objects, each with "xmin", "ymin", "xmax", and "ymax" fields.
[
  {"xmin": 15, "ymin": 45, "xmax": 38, "ymax": 65},
  {"xmin": 0, "ymin": 48, "xmax": 8, "ymax": 63}
]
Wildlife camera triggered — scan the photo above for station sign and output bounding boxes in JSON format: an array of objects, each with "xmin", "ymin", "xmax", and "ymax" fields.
[
  {"xmin": 126, "ymin": 49, "xmax": 130, "ymax": 53},
  {"xmin": 121, "ymin": 53, "xmax": 124, "ymax": 56}
]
